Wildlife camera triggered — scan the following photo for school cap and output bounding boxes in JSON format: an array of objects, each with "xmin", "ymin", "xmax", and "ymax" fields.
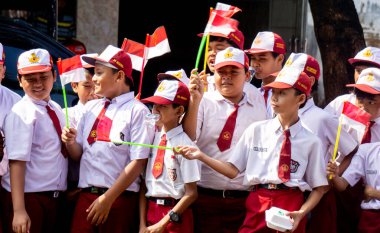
[
  {"xmin": 272, "ymin": 53, "xmax": 320, "ymax": 80},
  {"xmin": 348, "ymin": 47, "xmax": 380, "ymax": 68},
  {"xmin": 140, "ymin": 78, "xmax": 190, "ymax": 107},
  {"xmin": 346, "ymin": 68, "xmax": 380, "ymax": 94},
  {"xmin": 17, "ymin": 48, "xmax": 53, "ymax": 75},
  {"xmin": 198, "ymin": 28, "xmax": 245, "ymax": 50},
  {"xmin": 214, "ymin": 47, "xmax": 249, "ymax": 70},
  {"xmin": 80, "ymin": 53, "xmax": 98, "ymax": 68},
  {"xmin": 245, "ymin": 31, "xmax": 286, "ymax": 55},
  {"xmin": 157, "ymin": 69, "xmax": 190, "ymax": 86},
  {"xmin": 264, "ymin": 67, "xmax": 312, "ymax": 96},
  {"xmin": 0, "ymin": 43, "xmax": 4, "ymax": 64},
  {"xmin": 82, "ymin": 45, "xmax": 133, "ymax": 82}
]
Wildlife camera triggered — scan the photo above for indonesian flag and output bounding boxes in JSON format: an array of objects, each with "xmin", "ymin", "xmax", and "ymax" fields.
[
  {"xmin": 203, "ymin": 11, "xmax": 239, "ymax": 36},
  {"xmin": 214, "ymin": 2, "xmax": 241, "ymax": 18},
  {"xmin": 57, "ymin": 55, "xmax": 86, "ymax": 86},
  {"xmin": 341, "ymin": 101, "xmax": 371, "ymax": 125},
  {"xmin": 122, "ymin": 26, "xmax": 170, "ymax": 72}
]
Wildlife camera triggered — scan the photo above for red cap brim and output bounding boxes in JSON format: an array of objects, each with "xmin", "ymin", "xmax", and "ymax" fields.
[
  {"xmin": 140, "ymin": 96, "xmax": 174, "ymax": 105},
  {"xmin": 215, "ymin": 61, "xmax": 244, "ymax": 70},
  {"xmin": 244, "ymin": 48, "xmax": 272, "ymax": 55},
  {"xmin": 18, "ymin": 65, "xmax": 52, "ymax": 75},
  {"xmin": 263, "ymin": 81, "xmax": 293, "ymax": 90},
  {"xmin": 346, "ymin": 84, "xmax": 380, "ymax": 94},
  {"xmin": 348, "ymin": 58, "xmax": 380, "ymax": 68}
]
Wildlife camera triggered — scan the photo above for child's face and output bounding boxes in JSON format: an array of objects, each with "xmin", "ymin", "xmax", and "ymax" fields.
[
  {"xmin": 19, "ymin": 70, "xmax": 56, "ymax": 102},
  {"xmin": 355, "ymin": 95, "xmax": 380, "ymax": 120},
  {"xmin": 271, "ymin": 88, "xmax": 305, "ymax": 115},
  {"xmin": 250, "ymin": 52, "xmax": 283, "ymax": 80},
  {"xmin": 0, "ymin": 64, "xmax": 5, "ymax": 82},
  {"xmin": 215, "ymin": 65, "xmax": 249, "ymax": 103},
  {"xmin": 207, "ymin": 40, "xmax": 233, "ymax": 73},
  {"xmin": 93, "ymin": 64, "xmax": 118, "ymax": 99},
  {"xmin": 72, "ymin": 72, "xmax": 97, "ymax": 104},
  {"xmin": 152, "ymin": 104, "xmax": 182, "ymax": 130}
]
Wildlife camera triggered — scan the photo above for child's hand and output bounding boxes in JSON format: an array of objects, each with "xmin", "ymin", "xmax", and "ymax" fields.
[
  {"xmin": 364, "ymin": 185, "xmax": 376, "ymax": 202},
  {"xmin": 12, "ymin": 208, "xmax": 31, "ymax": 233},
  {"xmin": 286, "ymin": 210, "xmax": 305, "ymax": 232},
  {"xmin": 61, "ymin": 127, "xmax": 77, "ymax": 146},
  {"xmin": 86, "ymin": 194, "xmax": 112, "ymax": 226},
  {"xmin": 189, "ymin": 68, "xmax": 205, "ymax": 103},
  {"xmin": 326, "ymin": 160, "xmax": 339, "ymax": 179},
  {"xmin": 174, "ymin": 145, "xmax": 203, "ymax": 160}
]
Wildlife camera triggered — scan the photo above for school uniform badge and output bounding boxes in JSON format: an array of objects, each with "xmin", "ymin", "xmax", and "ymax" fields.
[
  {"xmin": 290, "ymin": 159, "xmax": 300, "ymax": 173},
  {"xmin": 167, "ymin": 168, "xmax": 177, "ymax": 181}
]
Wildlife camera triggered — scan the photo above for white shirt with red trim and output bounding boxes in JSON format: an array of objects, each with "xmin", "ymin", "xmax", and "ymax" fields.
[
  {"xmin": 196, "ymin": 91, "xmax": 267, "ymax": 190},
  {"xmin": 1, "ymin": 95, "xmax": 68, "ymax": 192},
  {"xmin": 76, "ymin": 92, "xmax": 155, "ymax": 192},
  {"xmin": 342, "ymin": 143, "xmax": 380, "ymax": 210},
  {"xmin": 145, "ymin": 125, "xmax": 200, "ymax": 200},
  {"xmin": 299, "ymin": 98, "xmax": 358, "ymax": 164},
  {"xmin": 228, "ymin": 117, "xmax": 328, "ymax": 192}
]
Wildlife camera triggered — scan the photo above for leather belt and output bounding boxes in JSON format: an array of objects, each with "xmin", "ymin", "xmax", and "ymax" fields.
[
  {"xmin": 35, "ymin": 191, "xmax": 62, "ymax": 198},
  {"xmin": 148, "ymin": 197, "xmax": 179, "ymax": 206},
  {"xmin": 256, "ymin": 183, "xmax": 298, "ymax": 190},
  {"xmin": 81, "ymin": 186, "xmax": 136, "ymax": 196},
  {"xmin": 198, "ymin": 186, "xmax": 249, "ymax": 199}
]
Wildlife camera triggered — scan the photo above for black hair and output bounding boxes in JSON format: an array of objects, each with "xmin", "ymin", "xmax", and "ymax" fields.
[
  {"xmin": 85, "ymin": 67, "xmax": 95, "ymax": 76},
  {"xmin": 172, "ymin": 103, "xmax": 188, "ymax": 114},
  {"xmin": 294, "ymin": 88, "xmax": 307, "ymax": 109},
  {"xmin": 271, "ymin": 52, "xmax": 286, "ymax": 66},
  {"xmin": 353, "ymin": 88, "xmax": 378, "ymax": 100},
  {"xmin": 111, "ymin": 68, "xmax": 134, "ymax": 90},
  {"xmin": 311, "ymin": 80, "xmax": 318, "ymax": 94},
  {"xmin": 209, "ymin": 35, "xmax": 240, "ymax": 49}
]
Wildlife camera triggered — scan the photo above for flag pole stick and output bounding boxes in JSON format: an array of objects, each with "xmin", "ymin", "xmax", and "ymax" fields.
[
  {"xmin": 95, "ymin": 138, "xmax": 175, "ymax": 151},
  {"xmin": 57, "ymin": 58, "xmax": 70, "ymax": 128},
  {"xmin": 195, "ymin": 35, "xmax": 207, "ymax": 70},
  {"xmin": 137, "ymin": 34, "xmax": 150, "ymax": 99},
  {"xmin": 330, "ymin": 115, "xmax": 343, "ymax": 180}
]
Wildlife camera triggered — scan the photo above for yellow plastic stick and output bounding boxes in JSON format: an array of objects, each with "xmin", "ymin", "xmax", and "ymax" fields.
[
  {"xmin": 203, "ymin": 33, "xmax": 210, "ymax": 72},
  {"xmin": 330, "ymin": 115, "xmax": 343, "ymax": 179}
]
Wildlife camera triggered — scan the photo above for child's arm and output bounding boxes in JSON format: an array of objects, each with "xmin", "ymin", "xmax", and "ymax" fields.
[
  {"xmin": 326, "ymin": 159, "xmax": 350, "ymax": 191},
  {"xmin": 86, "ymin": 158, "xmax": 148, "ymax": 225},
  {"xmin": 364, "ymin": 185, "xmax": 380, "ymax": 202},
  {"xmin": 287, "ymin": 185, "xmax": 329, "ymax": 232},
  {"xmin": 61, "ymin": 127, "xmax": 82, "ymax": 161},
  {"xmin": 147, "ymin": 182, "xmax": 198, "ymax": 232},
  {"xmin": 175, "ymin": 146, "xmax": 239, "ymax": 179},
  {"xmin": 182, "ymin": 69, "xmax": 205, "ymax": 140},
  {"xmin": 336, "ymin": 145, "xmax": 358, "ymax": 176},
  {"xmin": 9, "ymin": 160, "xmax": 31, "ymax": 233},
  {"xmin": 139, "ymin": 181, "xmax": 148, "ymax": 232}
]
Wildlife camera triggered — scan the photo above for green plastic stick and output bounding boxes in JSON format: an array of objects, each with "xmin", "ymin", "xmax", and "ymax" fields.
[
  {"xmin": 96, "ymin": 138, "xmax": 175, "ymax": 151},
  {"xmin": 61, "ymin": 85, "xmax": 70, "ymax": 128},
  {"xmin": 195, "ymin": 35, "xmax": 207, "ymax": 69}
]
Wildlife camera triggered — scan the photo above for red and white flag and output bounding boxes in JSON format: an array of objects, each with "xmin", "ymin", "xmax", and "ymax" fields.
[
  {"xmin": 122, "ymin": 26, "xmax": 170, "ymax": 71},
  {"xmin": 204, "ymin": 11, "xmax": 239, "ymax": 36},
  {"xmin": 341, "ymin": 101, "xmax": 371, "ymax": 125},
  {"xmin": 57, "ymin": 55, "xmax": 86, "ymax": 86},
  {"xmin": 214, "ymin": 2, "xmax": 241, "ymax": 18}
]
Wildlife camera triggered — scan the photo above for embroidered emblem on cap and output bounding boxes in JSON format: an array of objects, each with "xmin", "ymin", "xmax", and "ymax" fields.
[
  {"xmin": 172, "ymin": 71, "xmax": 182, "ymax": 79},
  {"xmin": 254, "ymin": 38, "xmax": 261, "ymax": 44},
  {"xmin": 157, "ymin": 82, "xmax": 166, "ymax": 92},
  {"xmin": 29, "ymin": 53, "xmax": 40, "ymax": 63},
  {"xmin": 112, "ymin": 58, "xmax": 124, "ymax": 69},
  {"xmin": 285, "ymin": 58, "xmax": 293, "ymax": 67},
  {"xmin": 224, "ymin": 48, "xmax": 234, "ymax": 59},
  {"xmin": 222, "ymin": 131, "xmax": 232, "ymax": 140},
  {"xmin": 276, "ymin": 43, "xmax": 285, "ymax": 49},
  {"xmin": 363, "ymin": 49, "xmax": 373, "ymax": 57},
  {"xmin": 366, "ymin": 73, "xmax": 374, "ymax": 82},
  {"xmin": 306, "ymin": 66, "xmax": 317, "ymax": 75}
]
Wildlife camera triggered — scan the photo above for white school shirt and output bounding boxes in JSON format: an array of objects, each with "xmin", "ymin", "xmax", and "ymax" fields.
[
  {"xmin": 145, "ymin": 125, "xmax": 200, "ymax": 200},
  {"xmin": 1, "ymin": 95, "xmax": 68, "ymax": 192},
  {"xmin": 342, "ymin": 143, "xmax": 380, "ymax": 210},
  {"xmin": 299, "ymin": 98, "xmax": 358, "ymax": 164},
  {"xmin": 259, "ymin": 87, "xmax": 274, "ymax": 118},
  {"xmin": 76, "ymin": 92, "xmax": 155, "ymax": 192},
  {"xmin": 196, "ymin": 91, "xmax": 267, "ymax": 190},
  {"xmin": 324, "ymin": 93, "xmax": 356, "ymax": 116},
  {"xmin": 228, "ymin": 117, "xmax": 328, "ymax": 192},
  {"xmin": 67, "ymin": 101, "xmax": 85, "ymax": 128},
  {"xmin": 0, "ymin": 85, "xmax": 21, "ymax": 176}
]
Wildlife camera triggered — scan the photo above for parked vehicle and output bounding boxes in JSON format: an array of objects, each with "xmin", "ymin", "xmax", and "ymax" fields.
[{"xmin": 0, "ymin": 16, "xmax": 78, "ymax": 107}]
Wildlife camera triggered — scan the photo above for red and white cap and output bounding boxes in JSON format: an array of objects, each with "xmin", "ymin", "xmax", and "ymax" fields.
[
  {"xmin": 0, "ymin": 43, "xmax": 5, "ymax": 64},
  {"xmin": 280, "ymin": 53, "xmax": 320, "ymax": 79},
  {"xmin": 82, "ymin": 45, "xmax": 133, "ymax": 82},
  {"xmin": 198, "ymin": 28, "xmax": 245, "ymax": 50},
  {"xmin": 157, "ymin": 69, "xmax": 190, "ymax": 86},
  {"xmin": 80, "ymin": 53, "xmax": 98, "ymax": 68},
  {"xmin": 245, "ymin": 31, "xmax": 286, "ymax": 55},
  {"xmin": 214, "ymin": 47, "xmax": 249, "ymax": 70},
  {"xmin": 348, "ymin": 47, "xmax": 380, "ymax": 68},
  {"xmin": 17, "ymin": 48, "xmax": 53, "ymax": 75},
  {"xmin": 141, "ymin": 78, "xmax": 190, "ymax": 107},
  {"xmin": 346, "ymin": 68, "xmax": 380, "ymax": 94},
  {"xmin": 264, "ymin": 67, "xmax": 312, "ymax": 96}
]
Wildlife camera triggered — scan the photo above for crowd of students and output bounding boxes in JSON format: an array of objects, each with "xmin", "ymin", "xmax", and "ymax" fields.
[{"xmin": 0, "ymin": 8, "xmax": 380, "ymax": 233}]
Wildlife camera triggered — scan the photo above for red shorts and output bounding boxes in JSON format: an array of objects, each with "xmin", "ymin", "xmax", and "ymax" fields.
[
  {"xmin": 239, "ymin": 188, "xmax": 307, "ymax": 233},
  {"xmin": 358, "ymin": 209, "xmax": 380, "ymax": 233},
  {"xmin": 147, "ymin": 198, "xmax": 193, "ymax": 233}
]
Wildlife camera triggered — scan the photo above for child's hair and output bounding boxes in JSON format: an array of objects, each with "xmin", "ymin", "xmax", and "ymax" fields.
[
  {"xmin": 111, "ymin": 68, "xmax": 134, "ymax": 89},
  {"xmin": 311, "ymin": 80, "xmax": 318, "ymax": 94},
  {"xmin": 173, "ymin": 103, "xmax": 188, "ymax": 114},
  {"xmin": 294, "ymin": 88, "xmax": 307, "ymax": 108},
  {"xmin": 354, "ymin": 88, "xmax": 378, "ymax": 100},
  {"xmin": 209, "ymin": 35, "xmax": 240, "ymax": 49}
]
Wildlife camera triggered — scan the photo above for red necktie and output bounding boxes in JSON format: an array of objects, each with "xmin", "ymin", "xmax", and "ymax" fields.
[
  {"xmin": 278, "ymin": 129, "xmax": 291, "ymax": 182},
  {"xmin": 46, "ymin": 105, "xmax": 67, "ymax": 158},
  {"xmin": 87, "ymin": 101, "xmax": 111, "ymax": 145},
  {"xmin": 217, "ymin": 104, "xmax": 239, "ymax": 152},
  {"xmin": 263, "ymin": 89, "xmax": 269, "ymax": 107},
  {"xmin": 152, "ymin": 134, "xmax": 167, "ymax": 178},
  {"xmin": 361, "ymin": 121, "xmax": 375, "ymax": 144}
]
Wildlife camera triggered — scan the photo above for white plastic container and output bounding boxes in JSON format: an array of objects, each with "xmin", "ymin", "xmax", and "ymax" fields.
[{"xmin": 265, "ymin": 207, "xmax": 293, "ymax": 232}]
